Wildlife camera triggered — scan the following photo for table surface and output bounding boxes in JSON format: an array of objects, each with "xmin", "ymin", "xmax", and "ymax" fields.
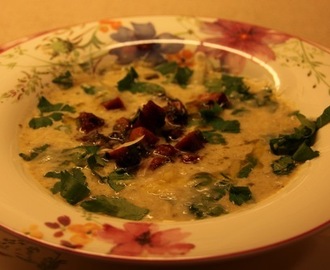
[{"xmin": 1, "ymin": 0, "xmax": 329, "ymax": 269}]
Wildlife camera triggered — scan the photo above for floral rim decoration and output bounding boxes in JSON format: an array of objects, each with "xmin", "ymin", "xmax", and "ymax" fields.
[
  {"xmin": 0, "ymin": 16, "xmax": 330, "ymax": 260},
  {"xmin": 1, "ymin": 16, "xmax": 329, "ymax": 104}
]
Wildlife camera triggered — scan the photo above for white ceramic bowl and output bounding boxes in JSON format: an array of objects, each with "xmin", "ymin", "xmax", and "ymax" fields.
[{"xmin": 0, "ymin": 16, "xmax": 329, "ymax": 263}]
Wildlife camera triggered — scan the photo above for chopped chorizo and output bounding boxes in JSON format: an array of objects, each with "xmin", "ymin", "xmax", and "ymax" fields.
[
  {"xmin": 132, "ymin": 100, "xmax": 165, "ymax": 132},
  {"xmin": 180, "ymin": 153, "xmax": 201, "ymax": 164},
  {"xmin": 128, "ymin": 127, "xmax": 159, "ymax": 147},
  {"xmin": 153, "ymin": 144, "xmax": 178, "ymax": 158},
  {"xmin": 101, "ymin": 97, "xmax": 125, "ymax": 110},
  {"xmin": 107, "ymin": 145, "xmax": 142, "ymax": 168},
  {"xmin": 148, "ymin": 156, "xmax": 171, "ymax": 170},
  {"xmin": 175, "ymin": 130, "xmax": 206, "ymax": 152},
  {"xmin": 164, "ymin": 99, "xmax": 188, "ymax": 125},
  {"xmin": 112, "ymin": 117, "xmax": 131, "ymax": 139},
  {"xmin": 77, "ymin": 112, "xmax": 105, "ymax": 133}
]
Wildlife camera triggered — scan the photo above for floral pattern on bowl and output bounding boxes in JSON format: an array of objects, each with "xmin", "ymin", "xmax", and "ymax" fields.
[
  {"xmin": 37, "ymin": 215, "xmax": 195, "ymax": 257},
  {"xmin": 1, "ymin": 16, "xmax": 329, "ymax": 104},
  {"xmin": 0, "ymin": 16, "xmax": 330, "ymax": 262}
]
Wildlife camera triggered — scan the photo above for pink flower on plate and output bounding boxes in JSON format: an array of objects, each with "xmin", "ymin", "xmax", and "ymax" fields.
[
  {"xmin": 98, "ymin": 222, "xmax": 195, "ymax": 256},
  {"xmin": 199, "ymin": 19, "xmax": 290, "ymax": 73}
]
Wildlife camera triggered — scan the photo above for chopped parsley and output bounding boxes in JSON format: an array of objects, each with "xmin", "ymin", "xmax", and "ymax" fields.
[
  {"xmin": 81, "ymin": 84, "xmax": 97, "ymax": 95},
  {"xmin": 207, "ymin": 117, "xmax": 240, "ymax": 133},
  {"xmin": 188, "ymin": 172, "xmax": 252, "ymax": 219},
  {"xmin": 191, "ymin": 172, "xmax": 215, "ymax": 188},
  {"xmin": 154, "ymin": 61, "xmax": 178, "ymax": 75},
  {"xmin": 194, "ymin": 99, "xmax": 240, "ymax": 134},
  {"xmin": 37, "ymin": 96, "xmax": 75, "ymax": 113},
  {"xmin": 229, "ymin": 186, "xmax": 253, "ymax": 206},
  {"xmin": 28, "ymin": 96, "xmax": 75, "ymax": 129},
  {"xmin": 52, "ymin": 71, "xmax": 74, "ymax": 89},
  {"xmin": 316, "ymin": 106, "xmax": 330, "ymax": 129},
  {"xmin": 173, "ymin": 66, "xmax": 193, "ymax": 87},
  {"xmin": 201, "ymin": 130, "xmax": 226, "ymax": 144},
  {"xmin": 206, "ymin": 74, "xmax": 253, "ymax": 101},
  {"xmin": 270, "ymin": 106, "xmax": 330, "ymax": 174},
  {"xmin": 45, "ymin": 168, "xmax": 90, "ymax": 205},
  {"xmin": 19, "ymin": 144, "xmax": 50, "ymax": 161},
  {"xmin": 154, "ymin": 61, "xmax": 193, "ymax": 87},
  {"xmin": 200, "ymin": 103, "xmax": 223, "ymax": 119},
  {"xmin": 237, "ymin": 154, "xmax": 258, "ymax": 178},
  {"xmin": 117, "ymin": 67, "xmax": 139, "ymax": 91},
  {"xmin": 129, "ymin": 82, "xmax": 165, "ymax": 95},
  {"xmin": 271, "ymin": 156, "xmax": 296, "ymax": 175},
  {"xmin": 61, "ymin": 145, "xmax": 100, "ymax": 168},
  {"xmin": 80, "ymin": 195, "xmax": 149, "ymax": 220},
  {"xmin": 117, "ymin": 67, "xmax": 165, "ymax": 94},
  {"xmin": 107, "ymin": 168, "xmax": 134, "ymax": 192},
  {"xmin": 189, "ymin": 201, "xmax": 226, "ymax": 219}
]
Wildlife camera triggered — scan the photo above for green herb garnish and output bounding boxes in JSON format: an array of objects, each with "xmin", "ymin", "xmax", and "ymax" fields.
[
  {"xmin": 61, "ymin": 145, "xmax": 100, "ymax": 168},
  {"xmin": 117, "ymin": 67, "xmax": 139, "ymax": 91},
  {"xmin": 189, "ymin": 201, "xmax": 226, "ymax": 219},
  {"xmin": 52, "ymin": 71, "xmax": 74, "ymax": 89},
  {"xmin": 191, "ymin": 172, "xmax": 215, "ymax": 188},
  {"xmin": 206, "ymin": 74, "xmax": 253, "ymax": 101},
  {"xmin": 154, "ymin": 61, "xmax": 178, "ymax": 75},
  {"xmin": 208, "ymin": 117, "xmax": 240, "ymax": 133},
  {"xmin": 129, "ymin": 82, "xmax": 165, "ymax": 95},
  {"xmin": 271, "ymin": 156, "xmax": 296, "ymax": 175},
  {"xmin": 316, "ymin": 106, "xmax": 330, "ymax": 129},
  {"xmin": 154, "ymin": 61, "xmax": 193, "ymax": 87},
  {"xmin": 229, "ymin": 186, "xmax": 252, "ymax": 206},
  {"xmin": 45, "ymin": 168, "xmax": 90, "ymax": 205},
  {"xmin": 80, "ymin": 195, "xmax": 149, "ymax": 220},
  {"xmin": 202, "ymin": 130, "xmax": 226, "ymax": 144},
  {"xmin": 37, "ymin": 96, "xmax": 75, "ymax": 113},
  {"xmin": 19, "ymin": 144, "xmax": 50, "ymax": 161},
  {"xmin": 81, "ymin": 84, "xmax": 97, "ymax": 95},
  {"xmin": 117, "ymin": 67, "xmax": 165, "ymax": 94},
  {"xmin": 107, "ymin": 168, "xmax": 134, "ymax": 192},
  {"xmin": 173, "ymin": 66, "xmax": 193, "ymax": 87},
  {"xmin": 292, "ymin": 141, "xmax": 319, "ymax": 162},
  {"xmin": 270, "ymin": 106, "xmax": 330, "ymax": 174},
  {"xmin": 28, "ymin": 116, "xmax": 54, "ymax": 129},
  {"xmin": 200, "ymin": 103, "xmax": 223, "ymax": 119},
  {"xmin": 237, "ymin": 154, "xmax": 258, "ymax": 178},
  {"xmin": 188, "ymin": 172, "xmax": 252, "ymax": 218},
  {"xmin": 28, "ymin": 96, "xmax": 75, "ymax": 129}
]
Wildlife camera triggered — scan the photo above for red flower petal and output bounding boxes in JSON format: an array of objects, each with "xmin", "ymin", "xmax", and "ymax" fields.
[
  {"xmin": 147, "ymin": 243, "xmax": 195, "ymax": 255},
  {"xmin": 151, "ymin": 228, "xmax": 191, "ymax": 246},
  {"xmin": 123, "ymin": 222, "xmax": 155, "ymax": 237},
  {"xmin": 147, "ymin": 229, "xmax": 195, "ymax": 255},
  {"xmin": 44, "ymin": 222, "xmax": 60, "ymax": 229},
  {"xmin": 60, "ymin": 240, "xmax": 83, "ymax": 249},
  {"xmin": 110, "ymin": 241, "xmax": 144, "ymax": 256},
  {"xmin": 54, "ymin": 231, "xmax": 64, "ymax": 238},
  {"xmin": 98, "ymin": 224, "xmax": 134, "ymax": 244},
  {"xmin": 57, "ymin": 215, "xmax": 71, "ymax": 226},
  {"xmin": 200, "ymin": 18, "xmax": 290, "ymax": 73}
]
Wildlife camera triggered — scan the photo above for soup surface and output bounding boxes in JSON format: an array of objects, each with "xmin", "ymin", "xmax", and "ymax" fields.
[{"xmin": 19, "ymin": 55, "xmax": 309, "ymax": 221}]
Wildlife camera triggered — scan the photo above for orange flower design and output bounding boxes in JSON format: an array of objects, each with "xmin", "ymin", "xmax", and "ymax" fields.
[
  {"xmin": 167, "ymin": 49, "xmax": 194, "ymax": 67},
  {"xmin": 68, "ymin": 223, "xmax": 101, "ymax": 246},
  {"xmin": 23, "ymin": 224, "xmax": 43, "ymax": 239},
  {"xmin": 99, "ymin": 19, "xmax": 122, "ymax": 33}
]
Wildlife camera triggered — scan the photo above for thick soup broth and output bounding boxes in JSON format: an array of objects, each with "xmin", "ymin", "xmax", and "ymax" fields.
[{"xmin": 18, "ymin": 56, "xmax": 301, "ymax": 221}]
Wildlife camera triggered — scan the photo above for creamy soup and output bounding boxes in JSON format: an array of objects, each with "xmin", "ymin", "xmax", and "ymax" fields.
[{"xmin": 19, "ymin": 54, "xmax": 322, "ymax": 221}]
